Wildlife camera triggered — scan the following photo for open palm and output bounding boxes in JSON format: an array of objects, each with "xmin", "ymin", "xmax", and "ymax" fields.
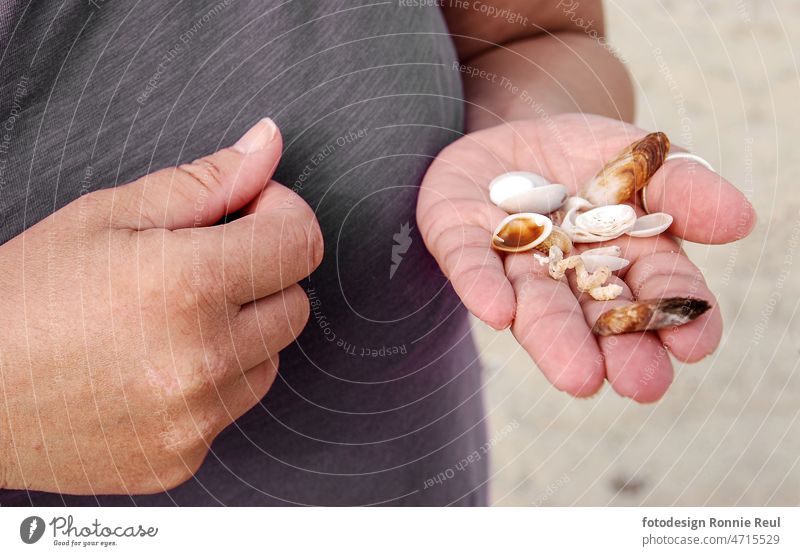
[{"xmin": 417, "ymin": 114, "xmax": 755, "ymax": 402}]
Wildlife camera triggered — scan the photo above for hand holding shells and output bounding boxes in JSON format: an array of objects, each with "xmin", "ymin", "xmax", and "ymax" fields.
[
  {"xmin": 417, "ymin": 116, "xmax": 755, "ymax": 401},
  {"xmin": 488, "ymin": 132, "xmax": 706, "ymax": 332}
]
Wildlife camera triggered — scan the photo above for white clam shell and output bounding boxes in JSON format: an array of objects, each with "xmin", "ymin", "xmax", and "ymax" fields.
[
  {"xmin": 626, "ymin": 212, "xmax": 673, "ymax": 238},
  {"xmin": 563, "ymin": 204, "xmax": 638, "ymax": 243},
  {"xmin": 497, "ymin": 183, "xmax": 568, "ymax": 214},
  {"xmin": 561, "ymin": 207, "xmax": 609, "ymax": 243},
  {"xmin": 491, "ymin": 212, "xmax": 554, "ymax": 253},
  {"xmin": 489, "ymin": 172, "xmax": 568, "ymax": 214},
  {"xmin": 581, "ymin": 254, "xmax": 630, "ymax": 273},
  {"xmin": 575, "ymin": 204, "xmax": 637, "ymax": 236},
  {"xmin": 489, "ymin": 172, "xmax": 550, "ymax": 204}
]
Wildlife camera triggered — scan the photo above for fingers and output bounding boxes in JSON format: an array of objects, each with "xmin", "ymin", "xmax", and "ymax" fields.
[
  {"xmin": 504, "ymin": 252, "xmax": 605, "ymax": 397},
  {"xmin": 216, "ymin": 356, "xmax": 280, "ymax": 424},
  {"xmin": 569, "ymin": 274, "xmax": 674, "ymax": 403},
  {"xmin": 422, "ymin": 198, "xmax": 516, "ymax": 329},
  {"xmin": 228, "ymin": 284, "xmax": 310, "ymax": 370},
  {"xmin": 190, "ymin": 182, "xmax": 323, "ymax": 304},
  {"xmin": 104, "ymin": 118, "xmax": 283, "ymax": 230},
  {"xmin": 643, "ymin": 157, "xmax": 757, "ymax": 244},
  {"xmin": 624, "ymin": 250, "xmax": 723, "ymax": 363}
]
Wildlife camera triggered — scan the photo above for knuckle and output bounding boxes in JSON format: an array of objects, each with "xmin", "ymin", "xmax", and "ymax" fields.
[
  {"xmin": 169, "ymin": 257, "xmax": 228, "ymax": 322},
  {"xmin": 180, "ymin": 348, "xmax": 230, "ymax": 400}
]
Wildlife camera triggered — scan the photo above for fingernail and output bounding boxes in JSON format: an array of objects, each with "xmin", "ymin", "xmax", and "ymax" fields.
[{"xmin": 232, "ymin": 118, "xmax": 278, "ymax": 154}]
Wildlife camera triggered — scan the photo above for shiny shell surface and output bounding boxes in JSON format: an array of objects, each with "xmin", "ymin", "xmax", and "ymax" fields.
[
  {"xmin": 491, "ymin": 212, "xmax": 554, "ymax": 253},
  {"xmin": 564, "ymin": 204, "xmax": 637, "ymax": 242},
  {"xmin": 627, "ymin": 212, "xmax": 673, "ymax": 238},
  {"xmin": 582, "ymin": 132, "xmax": 670, "ymax": 206},
  {"xmin": 575, "ymin": 204, "xmax": 637, "ymax": 235},
  {"xmin": 489, "ymin": 172, "xmax": 568, "ymax": 214}
]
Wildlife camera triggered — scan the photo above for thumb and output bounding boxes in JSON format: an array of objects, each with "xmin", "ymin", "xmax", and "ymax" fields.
[{"xmin": 103, "ymin": 118, "xmax": 283, "ymax": 230}]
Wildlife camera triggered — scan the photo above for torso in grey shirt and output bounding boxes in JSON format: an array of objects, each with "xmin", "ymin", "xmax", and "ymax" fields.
[{"xmin": 0, "ymin": 0, "xmax": 487, "ymax": 506}]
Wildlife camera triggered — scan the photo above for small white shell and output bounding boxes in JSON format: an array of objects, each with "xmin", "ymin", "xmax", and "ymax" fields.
[
  {"xmin": 491, "ymin": 212, "xmax": 554, "ymax": 253},
  {"xmin": 626, "ymin": 212, "xmax": 673, "ymax": 238},
  {"xmin": 575, "ymin": 205, "xmax": 637, "ymax": 237},
  {"xmin": 562, "ymin": 195, "xmax": 593, "ymax": 214},
  {"xmin": 582, "ymin": 254, "xmax": 630, "ymax": 273},
  {"xmin": 489, "ymin": 172, "xmax": 568, "ymax": 214},
  {"xmin": 489, "ymin": 172, "xmax": 550, "ymax": 204},
  {"xmin": 561, "ymin": 207, "xmax": 608, "ymax": 243},
  {"xmin": 580, "ymin": 246, "xmax": 622, "ymax": 258},
  {"xmin": 496, "ymin": 183, "xmax": 568, "ymax": 214},
  {"xmin": 562, "ymin": 204, "xmax": 637, "ymax": 243}
]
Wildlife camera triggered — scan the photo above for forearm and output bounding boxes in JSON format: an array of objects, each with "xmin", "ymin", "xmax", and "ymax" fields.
[{"xmin": 459, "ymin": 32, "xmax": 635, "ymax": 132}]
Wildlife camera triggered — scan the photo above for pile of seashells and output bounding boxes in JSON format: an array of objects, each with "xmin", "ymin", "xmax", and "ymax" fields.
[{"xmin": 489, "ymin": 132, "xmax": 711, "ymax": 334}]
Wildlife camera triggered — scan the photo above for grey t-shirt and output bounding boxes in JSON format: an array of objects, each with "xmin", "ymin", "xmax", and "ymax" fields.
[{"xmin": 0, "ymin": 0, "xmax": 487, "ymax": 506}]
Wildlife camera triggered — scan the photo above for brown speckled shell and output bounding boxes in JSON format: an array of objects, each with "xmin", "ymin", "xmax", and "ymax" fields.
[
  {"xmin": 592, "ymin": 297, "xmax": 710, "ymax": 336},
  {"xmin": 582, "ymin": 132, "xmax": 670, "ymax": 207}
]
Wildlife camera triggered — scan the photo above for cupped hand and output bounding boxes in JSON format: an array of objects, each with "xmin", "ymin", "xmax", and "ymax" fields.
[
  {"xmin": 417, "ymin": 114, "xmax": 756, "ymax": 402},
  {"xmin": 0, "ymin": 119, "xmax": 323, "ymax": 494}
]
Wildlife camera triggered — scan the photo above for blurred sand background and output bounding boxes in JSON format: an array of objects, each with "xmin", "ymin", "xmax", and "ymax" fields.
[{"xmin": 479, "ymin": 0, "xmax": 800, "ymax": 505}]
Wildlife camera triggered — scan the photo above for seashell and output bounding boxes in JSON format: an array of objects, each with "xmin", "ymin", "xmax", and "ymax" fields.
[
  {"xmin": 626, "ymin": 212, "xmax": 673, "ymax": 238},
  {"xmin": 580, "ymin": 246, "xmax": 622, "ymax": 258},
  {"xmin": 489, "ymin": 172, "xmax": 550, "ymax": 202},
  {"xmin": 489, "ymin": 172, "xmax": 568, "ymax": 214},
  {"xmin": 565, "ymin": 204, "xmax": 637, "ymax": 243},
  {"xmin": 532, "ymin": 226, "xmax": 573, "ymax": 256},
  {"xmin": 563, "ymin": 195, "xmax": 593, "ymax": 214},
  {"xmin": 547, "ymin": 246, "xmax": 622, "ymax": 301},
  {"xmin": 581, "ymin": 253, "xmax": 630, "ymax": 273},
  {"xmin": 592, "ymin": 297, "xmax": 711, "ymax": 336},
  {"xmin": 552, "ymin": 195, "xmax": 592, "ymax": 227},
  {"xmin": 590, "ymin": 284, "xmax": 625, "ymax": 301},
  {"xmin": 491, "ymin": 212, "xmax": 553, "ymax": 253},
  {"xmin": 575, "ymin": 204, "xmax": 637, "ymax": 235},
  {"xmin": 497, "ymin": 183, "xmax": 568, "ymax": 214},
  {"xmin": 582, "ymin": 132, "xmax": 670, "ymax": 206}
]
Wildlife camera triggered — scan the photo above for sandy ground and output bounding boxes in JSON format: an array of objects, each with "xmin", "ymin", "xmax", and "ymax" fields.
[{"xmin": 478, "ymin": 0, "xmax": 800, "ymax": 506}]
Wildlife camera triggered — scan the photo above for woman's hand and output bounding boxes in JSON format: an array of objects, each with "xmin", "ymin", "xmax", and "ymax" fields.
[
  {"xmin": 0, "ymin": 119, "xmax": 323, "ymax": 494},
  {"xmin": 418, "ymin": 114, "xmax": 756, "ymax": 402}
]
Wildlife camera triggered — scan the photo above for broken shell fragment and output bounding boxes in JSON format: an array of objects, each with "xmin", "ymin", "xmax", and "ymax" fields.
[
  {"xmin": 580, "ymin": 246, "xmax": 623, "ymax": 258},
  {"xmin": 592, "ymin": 297, "xmax": 711, "ymax": 336},
  {"xmin": 626, "ymin": 212, "xmax": 673, "ymax": 238},
  {"xmin": 581, "ymin": 253, "xmax": 630, "ymax": 273},
  {"xmin": 532, "ymin": 226, "xmax": 573, "ymax": 256},
  {"xmin": 547, "ymin": 246, "xmax": 622, "ymax": 301},
  {"xmin": 489, "ymin": 172, "xmax": 568, "ymax": 214},
  {"xmin": 580, "ymin": 245, "xmax": 628, "ymax": 273},
  {"xmin": 582, "ymin": 132, "xmax": 670, "ymax": 206},
  {"xmin": 563, "ymin": 195, "xmax": 594, "ymax": 214},
  {"xmin": 589, "ymin": 284, "xmax": 624, "ymax": 301},
  {"xmin": 491, "ymin": 212, "xmax": 553, "ymax": 253}
]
